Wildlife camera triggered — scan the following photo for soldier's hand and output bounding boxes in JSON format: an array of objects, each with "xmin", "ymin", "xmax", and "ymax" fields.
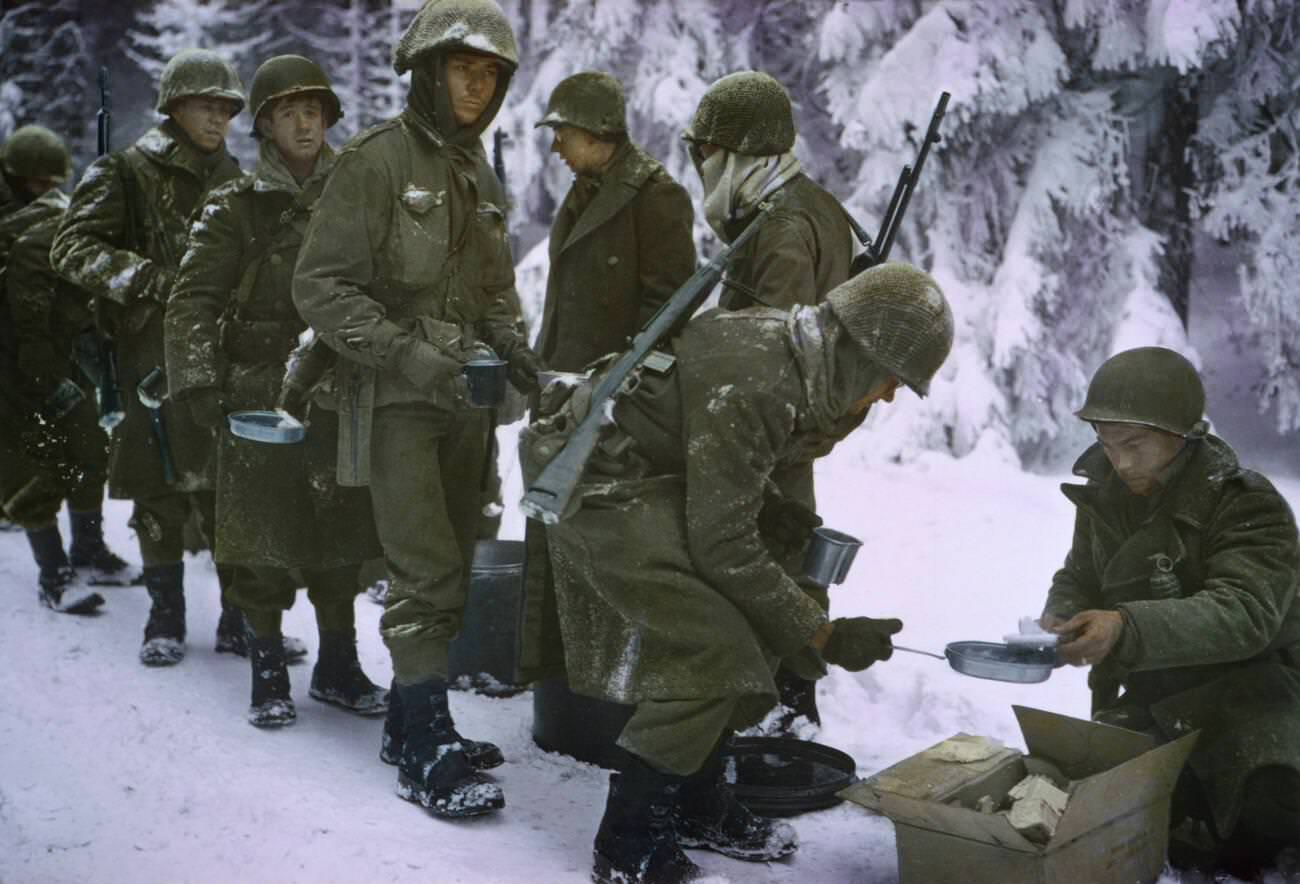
[
  {"xmin": 395, "ymin": 337, "xmax": 464, "ymax": 399},
  {"xmin": 758, "ymin": 492, "xmax": 823, "ymax": 558},
  {"xmin": 1038, "ymin": 613, "xmax": 1068, "ymax": 632},
  {"xmin": 186, "ymin": 387, "xmax": 226, "ymax": 429},
  {"xmin": 507, "ymin": 348, "xmax": 545, "ymax": 394},
  {"xmin": 1053, "ymin": 610, "xmax": 1123, "ymax": 667},
  {"xmin": 821, "ymin": 616, "xmax": 903, "ymax": 671}
]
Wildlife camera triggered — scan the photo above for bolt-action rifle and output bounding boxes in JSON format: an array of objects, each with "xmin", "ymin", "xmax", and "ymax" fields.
[{"xmin": 86, "ymin": 65, "xmax": 126, "ymax": 430}]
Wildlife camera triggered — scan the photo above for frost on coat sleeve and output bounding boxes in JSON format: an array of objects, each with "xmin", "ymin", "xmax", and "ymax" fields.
[
  {"xmin": 166, "ymin": 191, "xmax": 245, "ymax": 396},
  {"xmin": 634, "ymin": 175, "xmax": 696, "ymax": 327},
  {"xmin": 680, "ymin": 379, "xmax": 827, "ymax": 659},
  {"xmin": 50, "ymin": 156, "xmax": 171, "ymax": 306},
  {"xmin": 7, "ymin": 222, "xmax": 62, "ymax": 370}
]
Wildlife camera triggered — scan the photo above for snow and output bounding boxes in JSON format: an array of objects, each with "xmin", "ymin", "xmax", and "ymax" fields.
[{"xmin": 6, "ymin": 434, "xmax": 1297, "ymax": 883}]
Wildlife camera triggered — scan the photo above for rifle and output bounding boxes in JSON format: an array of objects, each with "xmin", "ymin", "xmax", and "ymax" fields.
[
  {"xmin": 521, "ymin": 200, "xmax": 779, "ymax": 524},
  {"xmin": 492, "ymin": 129, "xmax": 508, "ymax": 191},
  {"xmin": 91, "ymin": 65, "xmax": 126, "ymax": 429},
  {"xmin": 849, "ymin": 91, "xmax": 949, "ymax": 275},
  {"xmin": 137, "ymin": 367, "xmax": 176, "ymax": 485}
]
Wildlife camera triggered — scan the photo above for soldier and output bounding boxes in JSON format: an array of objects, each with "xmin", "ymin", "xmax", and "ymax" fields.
[
  {"xmin": 526, "ymin": 264, "xmax": 953, "ymax": 882},
  {"xmin": 165, "ymin": 55, "xmax": 387, "ymax": 728},
  {"xmin": 682, "ymin": 70, "xmax": 858, "ymax": 732},
  {"xmin": 293, "ymin": 0, "xmax": 543, "ymax": 819},
  {"xmin": 1040, "ymin": 347, "xmax": 1300, "ymax": 879},
  {"xmin": 0, "ymin": 125, "xmax": 132, "ymax": 611},
  {"xmin": 50, "ymin": 49, "xmax": 263, "ymax": 667}
]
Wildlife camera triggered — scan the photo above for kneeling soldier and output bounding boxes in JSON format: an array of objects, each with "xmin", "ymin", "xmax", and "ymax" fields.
[
  {"xmin": 166, "ymin": 55, "xmax": 386, "ymax": 727},
  {"xmin": 1041, "ymin": 347, "xmax": 1300, "ymax": 879}
]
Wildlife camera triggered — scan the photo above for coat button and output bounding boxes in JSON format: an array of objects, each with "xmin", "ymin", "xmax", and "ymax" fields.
[
  {"xmin": 269, "ymin": 254, "xmax": 283, "ymax": 266},
  {"xmin": 607, "ymin": 256, "xmax": 619, "ymax": 266}
]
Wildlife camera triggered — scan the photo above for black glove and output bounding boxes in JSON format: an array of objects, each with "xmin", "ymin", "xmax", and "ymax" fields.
[
  {"xmin": 822, "ymin": 616, "xmax": 903, "ymax": 671},
  {"xmin": 507, "ymin": 347, "xmax": 545, "ymax": 395},
  {"xmin": 186, "ymin": 387, "xmax": 225, "ymax": 429},
  {"xmin": 757, "ymin": 491, "xmax": 823, "ymax": 558}
]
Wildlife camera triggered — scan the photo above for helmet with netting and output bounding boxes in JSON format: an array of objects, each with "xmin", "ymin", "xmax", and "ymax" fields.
[
  {"xmin": 248, "ymin": 55, "xmax": 343, "ymax": 135},
  {"xmin": 682, "ymin": 70, "xmax": 795, "ymax": 156},
  {"xmin": 535, "ymin": 72, "xmax": 626, "ymax": 136},
  {"xmin": 2, "ymin": 125, "xmax": 71, "ymax": 183},
  {"xmin": 826, "ymin": 263, "xmax": 954, "ymax": 398},
  {"xmin": 392, "ymin": 0, "xmax": 519, "ymax": 74},
  {"xmin": 156, "ymin": 48, "xmax": 245, "ymax": 115},
  {"xmin": 1076, "ymin": 347, "xmax": 1205, "ymax": 436}
]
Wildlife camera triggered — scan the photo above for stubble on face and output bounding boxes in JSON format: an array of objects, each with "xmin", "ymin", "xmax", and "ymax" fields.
[
  {"xmin": 1094, "ymin": 422, "xmax": 1186, "ymax": 496},
  {"xmin": 442, "ymin": 52, "xmax": 501, "ymax": 127}
]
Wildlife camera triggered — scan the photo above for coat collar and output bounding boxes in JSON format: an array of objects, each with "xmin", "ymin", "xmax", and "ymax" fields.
[
  {"xmin": 556, "ymin": 142, "xmax": 661, "ymax": 255},
  {"xmin": 252, "ymin": 142, "xmax": 336, "ymax": 198},
  {"xmin": 136, "ymin": 121, "xmax": 237, "ymax": 183}
]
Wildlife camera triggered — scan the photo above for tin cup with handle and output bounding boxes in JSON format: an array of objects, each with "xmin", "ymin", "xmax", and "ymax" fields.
[
  {"xmin": 463, "ymin": 359, "xmax": 509, "ymax": 409},
  {"xmin": 802, "ymin": 526, "xmax": 863, "ymax": 587}
]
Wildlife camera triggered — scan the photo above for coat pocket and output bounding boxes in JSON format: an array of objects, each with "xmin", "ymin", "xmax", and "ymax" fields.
[{"xmin": 385, "ymin": 185, "xmax": 452, "ymax": 291}]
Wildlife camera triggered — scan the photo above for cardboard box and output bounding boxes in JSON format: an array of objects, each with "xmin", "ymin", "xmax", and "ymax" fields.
[{"xmin": 840, "ymin": 706, "xmax": 1198, "ymax": 884}]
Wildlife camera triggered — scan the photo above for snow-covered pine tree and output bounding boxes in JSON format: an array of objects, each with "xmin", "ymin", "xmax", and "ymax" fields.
[{"xmin": 0, "ymin": 1, "xmax": 92, "ymax": 156}]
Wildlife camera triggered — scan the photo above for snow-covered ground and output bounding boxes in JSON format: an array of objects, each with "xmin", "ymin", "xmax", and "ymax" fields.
[{"xmin": 2, "ymin": 427, "xmax": 1297, "ymax": 884}]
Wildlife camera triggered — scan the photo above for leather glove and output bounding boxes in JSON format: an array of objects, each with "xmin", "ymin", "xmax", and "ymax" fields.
[
  {"xmin": 757, "ymin": 490, "xmax": 823, "ymax": 558},
  {"xmin": 394, "ymin": 335, "xmax": 467, "ymax": 401},
  {"xmin": 822, "ymin": 616, "xmax": 903, "ymax": 671},
  {"xmin": 507, "ymin": 347, "xmax": 545, "ymax": 395},
  {"xmin": 186, "ymin": 387, "xmax": 226, "ymax": 429}
]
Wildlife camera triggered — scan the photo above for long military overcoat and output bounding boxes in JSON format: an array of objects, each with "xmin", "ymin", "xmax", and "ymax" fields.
[
  {"xmin": 166, "ymin": 146, "xmax": 380, "ymax": 569},
  {"xmin": 536, "ymin": 141, "xmax": 695, "ymax": 371},
  {"xmin": 50, "ymin": 122, "xmax": 241, "ymax": 498},
  {"xmin": 1044, "ymin": 436, "xmax": 1300, "ymax": 837}
]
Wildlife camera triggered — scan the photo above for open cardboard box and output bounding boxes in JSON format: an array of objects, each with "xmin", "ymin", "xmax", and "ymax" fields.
[{"xmin": 840, "ymin": 706, "xmax": 1198, "ymax": 884}]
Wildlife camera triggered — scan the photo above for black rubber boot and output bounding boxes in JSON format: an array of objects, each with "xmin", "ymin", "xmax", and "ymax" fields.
[
  {"xmin": 309, "ymin": 630, "xmax": 389, "ymax": 716},
  {"xmin": 381, "ymin": 678, "xmax": 504, "ymax": 770},
  {"xmin": 67, "ymin": 509, "xmax": 140, "ymax": 586},
  {"xmin": 215, "ymin": 601, "xmax": 308, "ymax": 663},
  {"xmin": 140, "ymin": 563, "xmax": 186, "ymax": 666},
  {"xmin": 248, "ymin": 635, "xmax": 296, "ymax": 728},
  {"xmin": 394, "ymin": 679, "xmax": 504, "ymax": 818},
  {"xmin": 593, "ymin": 755, "xmax": 701, "ymax": 884},
  {"xmin": 27, "ymin": 526, "xmax": 103, "ymax": 614},
  {"xmin": 674, "ymin": 741, "xmax": 798, "ymax": 861}
]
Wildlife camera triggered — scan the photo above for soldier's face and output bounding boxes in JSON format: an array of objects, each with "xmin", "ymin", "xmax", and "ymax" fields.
[
  {"xmin": 1095, "ymin": 423, "xmax": 1185, "ymax": 496},
  {"xmin": 550, "ymin": 126, "xmax": 614, "ymax": 175},
  {"xmin": 170, "ymin": 96, "xmax": 237, "ymax": 154},
  {"xmin": 443, "ymin": 52, "xmax": 501, "ymax": 126},
  {"xmin": 849, "ymin": 376, "xmax": 900, "ymax": 415},
  {"xmin": 260, "ymin": 95, "xmax": 326, "ymax": 167}
]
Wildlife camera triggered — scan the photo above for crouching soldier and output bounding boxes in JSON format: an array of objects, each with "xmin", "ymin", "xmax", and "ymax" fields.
[
  {"xmin": 166, "ymin": 55, "xmax": 386, "ymax": 728},
  {"xmin": 1, "ymin": 125, "xmax": 132, "ymax": 611},
  {"xmin": 50, "ymin": 49, "xmax": 257, "ymax": 666},
  {"xmin": 528, "ymin": 264, "xmax": 953, "ymax": 882},
  {"xmin": 294, "ymin": 0, "xmax": 543, "ymax": 819},
  {"xmin": 1041, "ymin": 347, "xmax": 1300, "ymax": 879}
]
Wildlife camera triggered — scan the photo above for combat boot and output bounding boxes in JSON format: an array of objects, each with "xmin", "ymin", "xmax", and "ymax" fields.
[
  {"xmin": 247, "ymin": 635, "xmax": 296, "ymax": 728},
  {"xmin": 394, "ymin": 679, "xmax": 504, "ymax": 818},
  {"xmin": 140, "ymin": 563, "xmax": 186, "ymax": 666},
  {"xmin": 674, "ymin": 741, "xmax": 798, "ymax": 861},
  {"xmin": 67, "ymin": 509, "xmax": 141, "ymax": 586},
  {"xmin": 215, "ymin": 601, "xmax": 308, "ymax": 663},
  {"xmin": 593, "ymin": 756, "xmax": 701, "ymax": 884},
  {"xmin": 309, "ymin": 630, "xmax": 389, "ymax": 716},
  {"xmin": 27, "ymin": 525, "xmax": 103, "ymax": 614},
  {"xmin": 381, "ymin": 679, "xmax": 504, "ymax": 771}
]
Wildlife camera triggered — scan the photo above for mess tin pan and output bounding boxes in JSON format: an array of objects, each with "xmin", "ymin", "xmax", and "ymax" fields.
[
  {"xmin": 894, "ymin": 641, "xmax": 1059, "ymax": 684},
  {"xmin": 227, "ymin": 410, "xmax": 305, "ymax": 445}
]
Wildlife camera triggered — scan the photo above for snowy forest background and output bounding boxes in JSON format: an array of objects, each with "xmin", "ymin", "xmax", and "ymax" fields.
[{"xmin": 2, "ymin": 0, "xmax": 1298, "ymax": 475}]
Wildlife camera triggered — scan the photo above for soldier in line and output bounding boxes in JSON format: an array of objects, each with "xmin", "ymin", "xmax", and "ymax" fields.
[
  {"xmin": 0, "ymin": 125, "xmax": 132, "ymax": 612},
  {"xmin": 294, "ymin": 0, "xmax": 543, "ymax": 819},
  {"xmin": 1040, "ymin": 347, "xmax": 1300, "ymax": 879},
  {"xmin": 682, "ymin": 70, "xmax": 858, "ymax": 732},
  {"xmin": 165, "ymin": 55, "xmax": 387, "ymax": 729},
  {"xmin": 50, "ymin": 49, "xmax": 270, "ymax": 667},
  {"xmin": 527, "ymin": 264, "xmax": 952, "ymax": 882}
]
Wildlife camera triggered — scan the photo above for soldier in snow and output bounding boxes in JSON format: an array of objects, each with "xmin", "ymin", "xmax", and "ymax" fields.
[
  {"xmin": 293, "ymin": 0, "xmax": 542, "ymax": 819},
  {"xmin": 0, "ymin": 125, "xmax": 133, "ymax": 612},
  {"xmin": 682, "ymin": 70, "xmax": 859, "ymax": 732},
  {"xmin": 50, "ymin": 49, "xmax": 282, "ymax": 667},
  {"xmin": 1041, "ymin": 347, "xmax": 1300, "ymax": 879},
  {"xmin": 528, "ymin": 264, "xmax": 953, "ymax": 883},
  {"xmin": 165, "ymin": 55, "xmax": 387, "ymax": 729}
]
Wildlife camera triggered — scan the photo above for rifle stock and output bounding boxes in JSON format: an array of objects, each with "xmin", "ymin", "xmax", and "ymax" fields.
[
  {"xmin": 521, "ymin": 200, "xmax": 778, "ymax": 524},
  {"xmin": 93, "ymin": 65, "xmax": 126, "ymax": 430}
]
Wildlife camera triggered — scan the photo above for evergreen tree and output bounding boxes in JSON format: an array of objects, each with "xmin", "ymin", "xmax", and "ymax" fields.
[{"xmin": 0, "ymin": 1, "xmax": 92, "ymax": 156}]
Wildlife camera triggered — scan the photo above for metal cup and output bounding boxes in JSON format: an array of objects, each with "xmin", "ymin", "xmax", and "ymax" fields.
[
  {"xmin": 802, "ymin": 526, "xmax": 863, "ymax": 587},
  {"xmin": 463, "ymin": 359, "xmax": 509, "ymax": 408}
]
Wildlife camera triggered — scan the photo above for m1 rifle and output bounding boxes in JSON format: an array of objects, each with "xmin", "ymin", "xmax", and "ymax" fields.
[
  {"xmin": 521, "ymin": 200, "xmax": 779, "ymax": 524},
  {"xmin": 848, "ymin": 91, "xmax": 949, "ymax": 275},
  {"xmin": 89, "ymin": 65, "xmax": 126, "ymax": 430}
]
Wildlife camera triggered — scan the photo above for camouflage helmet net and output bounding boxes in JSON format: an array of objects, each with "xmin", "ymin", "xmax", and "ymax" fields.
[
  {"xmin": 156, "ymin": 48, "xmax": 246, "ymax": 115},
  {"xmin": 1076, "ymin": 347, "xmax": 1206, "ymax": 436},
  {"xmin": 393, "ymin": 0, "xmax": 519, "ymax": 74},
  {"xmin": 248, "ymin": 55, "xmax": 343, "ymax": 134},
  {"xmin": 534, "ymin": 71, "xmax": 627, "ymax": 136},
  {"xmin": 826, "ymin": 263, "xmax": 954, "ymax": 398},
  {"xmin": 1, "ymin": 125, "xmax": 71, "ymax": 183},
  {"xmin": 683, "ymin": 70, "xmax": 796, "ymax": 156}
]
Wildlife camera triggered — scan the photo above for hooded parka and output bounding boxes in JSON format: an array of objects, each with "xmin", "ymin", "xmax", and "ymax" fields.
[{"xmin": 1044, "ymin": 435, "xmax": 1300, "ymax": 838}]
